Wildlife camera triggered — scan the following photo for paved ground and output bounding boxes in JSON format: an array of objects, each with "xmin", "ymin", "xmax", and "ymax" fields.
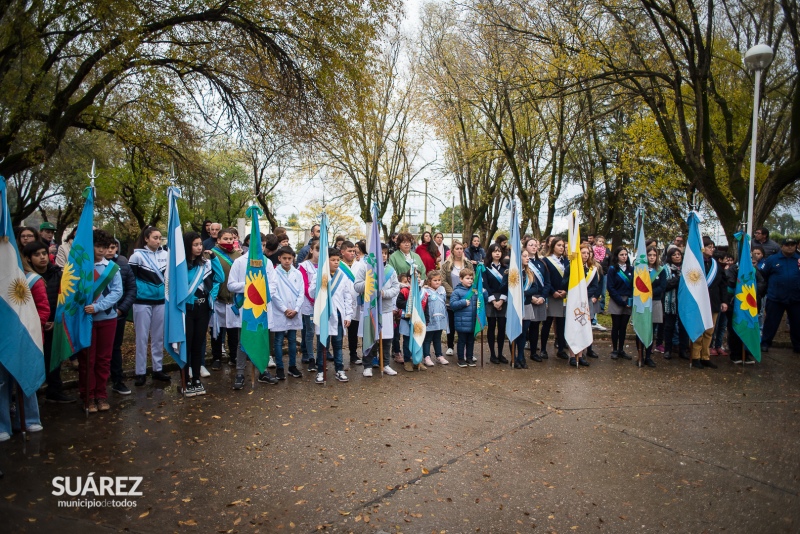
[{"xmin": 1, "ymin": 340, "xmax": 799, "ymax": 533}]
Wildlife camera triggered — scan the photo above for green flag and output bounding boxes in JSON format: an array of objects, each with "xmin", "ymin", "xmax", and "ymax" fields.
[{"xmin": 239, "ymin": 205, "xmax": 271, "ymax": 373}]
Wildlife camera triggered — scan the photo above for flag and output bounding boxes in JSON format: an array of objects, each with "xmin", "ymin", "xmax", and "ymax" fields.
[
  {"xmin": 239, "ymin": 205, "xmax": 271, "ymax": 373},
  {"xmin": 474, "ymin": 263, "xmax": 487, "ymax": 336},
  {"xmin": 732, "ymin": 233, "xmax": 762, "ymax": 361},
  {"xmin": 164, "ymin": 186, "xmax": 189, "ymax": 368},
  {"xmin": 313, "ymin": 212, "xmax": 332, "ymax": 346},
  {"xmin": 631, "ymin": 208, "xmax": 653, "ymax": 347},
  {"xmin": 0, "ymin": 176, "xmax": 45, "ymax": 396},
  {"xmin": 505, "ymin": 201, "xmax": 523, "ymax": 342},
  {"xmin": 678, "ymin": 212, "xmax": 714, "ymax": 342},
  {"xmin": 51, "ymin": 185, "xmax": 95, "ymax": 370},
  {"xmin": 408, "ymin": 267, "xmax": 426, "ymax": 365},
  {"xmin": 564, "ymin": 211, "xmax": 593, "ymax": 353},
  {"xmin": 361, "ymin": 204, "xmax": 384, "ymax": 350}
]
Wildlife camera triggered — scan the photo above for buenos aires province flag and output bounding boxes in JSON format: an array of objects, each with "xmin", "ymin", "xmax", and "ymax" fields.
[
  {"xmin": 732, "ymin": 233, "xmax": 762, "ymax": 361},
  {"xmin": 564, "ymin": 211, "xmax": 593, "ymax": 353},
  {"xmin": 678, "ymin": 212, "xmax": 714, "ymax": 342},
  {"xmin": 505, "ymin": 201, "xmax": 523, "ymax": 342},
  {"xmin": 0, "ymin": 176, "xmax": 45, "ymax": 396},
  {"xmin": 164, "ymin": 186, "xmax": 189, "ymax": 368},
  {"xmin": 631, "ymin": 208, "xmax": 653, "ymax": 347},
  {"xmin": 240, "ymin": 205, "xmax": 271, "ymax": 373}
]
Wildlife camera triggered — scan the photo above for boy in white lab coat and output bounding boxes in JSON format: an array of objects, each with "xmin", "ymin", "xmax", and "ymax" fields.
[{"xmin": 270, "ymin": 247, "xmax": 304, "ymax": 380}]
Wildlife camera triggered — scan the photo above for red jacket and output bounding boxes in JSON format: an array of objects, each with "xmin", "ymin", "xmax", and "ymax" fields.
[
  {"xmin": 416, "ymin": 245, "xmax": 437, "ymax": 274},
  {"xmin": 31, "ymin": 277, "xmax": 50, "ymax": 340}
]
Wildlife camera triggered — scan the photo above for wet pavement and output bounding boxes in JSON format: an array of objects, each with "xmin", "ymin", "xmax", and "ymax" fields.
[{"xmin": 1, "ymin": 340, "xmax": 799, "ymax": 533}]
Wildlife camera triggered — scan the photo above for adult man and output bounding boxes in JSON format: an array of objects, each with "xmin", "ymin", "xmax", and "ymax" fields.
[
  {"xmin": 296, "ymin": 223, "xmax": 321, "ymax": 264},
  {"xmin": 39, "ymin": 221, "xmax": 56, "ymax": 249},
  {"xmin": 202, "ymin": 222, "xmax": 221, "ymax": 250},
  {"xmin": 754, "ymin": 227, "xmax": 780, "ymax": 258},
  {"xmin": 760, "ymin": 238, "xmax": 800, "ymax": 353}
]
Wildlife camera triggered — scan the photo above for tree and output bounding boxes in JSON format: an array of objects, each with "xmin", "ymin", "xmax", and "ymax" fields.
[
  {"xmin": 300, "ymin": 201, "xmax": 365, "ymax": 241},
  {"xmin": 436, "ymin": 206, "xmax": 464, "ymax": 234}
]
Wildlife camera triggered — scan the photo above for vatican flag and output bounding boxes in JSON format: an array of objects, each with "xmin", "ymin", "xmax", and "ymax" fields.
[{"xmin": 564, "ymin": 211, "xmax": 593, "ymax": 354}]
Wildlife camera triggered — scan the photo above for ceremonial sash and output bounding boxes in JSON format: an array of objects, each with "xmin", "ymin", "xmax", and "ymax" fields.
[
  {"xmin": 616, "ymin": 267, "xmax": 631, "ymax": 285},
  {"xmin": 547, "ymin": 256, "xmax": 565, "ymax": 277},
  {"xmin": 139, "ymin": 250, "xmax": 164, "ymax": 282},
  {"xmin": 705, "ymin": 260, "xmax": 718, "ymax": 287},
  {"xmin": 212, "ymin": 247, "xmax": 234, "ymax": 267},
  {"xmin": 488, "ymin": 265, "xmax": 503, "ymax": 282},
  {"xmin": 585, "ymin": 266, "xmax": 597, "ymax": 284},
  {"xmin": 330, "ymin": 269, "xmax": 344, "ymax": 297},
  {"xmin": 25, "ymin": 272, "xmax": 42, "ymax": 290},
  {"xmin": 649, "ymin": 266, "xmax": 663, "ymax": 282},
  {"xmin": 523, "ymin": 271, "xmax": 532, "ymax": 291},
  {"xmin": 93, "ymin": 262, "xmax": 120, "ymax": 301},
  {"xmin": 187, "ymin": 263, "xmax": 206, "ymax": 297},
  {"xmin": 529, "ymin": 260, "xmax": 545, "ymax": 287},
  {"xmin": 277, "ymin": 269, "xmax": 301, "ymax": 300},
  {"xmin": 339, "ymin": 262, "xmax": 355, "ymax": 282},
  {"xmin": 384, "ymin": 265, "xmax": 395, "ymax": 284}
]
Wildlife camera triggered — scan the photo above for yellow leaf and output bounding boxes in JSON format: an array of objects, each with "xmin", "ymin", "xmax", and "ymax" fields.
[
  {"xmin": 178, "ymin": 519, "xmax": 198, "ymax": 526},
  {"xmin": 421, "ymin": 467, "xmax": 430, "ymax": 475},
  {"xmin": 338, "ymin": 510, "xmax": 350, "ymax": 516},
  {"xmin": 212, "ymin": 415, "xmax": 221, "ymax": 419},
  {"xmin": 234, "ymin": 516, "xmax": 241, "ymax": 525},
  {"xmin": 4, "ymin": 494, "xmax": 16, "ymax": 501},
  {"xmin": 139, "ymin": 511, "xmax": 150, "ymax": 519}
]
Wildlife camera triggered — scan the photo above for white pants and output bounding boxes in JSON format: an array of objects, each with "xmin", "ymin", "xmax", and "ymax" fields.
[{"xmin": 134, "ymin": 303, "xmax": 165, "ymax": 375}]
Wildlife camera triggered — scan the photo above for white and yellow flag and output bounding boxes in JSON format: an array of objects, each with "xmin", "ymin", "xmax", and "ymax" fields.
[{"xmin": 564, "ymin": 211, "xmax": 593, "ymax": 354}]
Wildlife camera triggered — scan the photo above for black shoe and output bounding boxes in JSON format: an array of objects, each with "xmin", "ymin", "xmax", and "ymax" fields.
[
  {"xmin": 557, "ymin": 350, "xmax": 569, "ymax": 360},
  {"xmin": 690, "ymin": 359, "xmax": 705, "ymax": 369},
  {"xmin": 663, "ymin": 352, "xmax": 672, "ymax": 360},
  {"xmin": 490, "ymin": 356, "xmax": 500, "ymax": 364},
  {"xmin": 531, "ymin": 353, "xmax": 542, "ymax": 362},
  {"xmin": 211, "ymin": 360, "xmax": 222, "ymax": 371},
  {"xmin": 467, "ymin": 359, "xmax": 477, "ymax": 367},
  {"xmin": 760, "ymin": 344, "xmax": 769, "ymax": 353},
  {"xmin": 233, "ymin": 374, "xmax": 245, "ymax": 389},
  {"xmin": 46, "ymin": 391, "xmax": 77, "ymax": 403},
  {"xmin": 498, "ymin": 355, "xmax": 509, "ymax": 364},
  {"xmin": 193, "ymin": 380, "xmax": 206, "ymax": 395},
  {"xmin": 152, "ymin": 370, "xmax": 171, "ymax": 382},
  {"xmin": 134, "ymin": 374, "xmax": 147, "ymax": 387},
  {"xmin": 513, "ymin": 362, "xmax": 524, "ymax": 369},
  {"xmin": 618, "ymin": 350, "xmax": 632, "ymax": 360},
  {"xmin": 679, "ymin": 351, "xmax": 691, "ymax": 360},
  {"xmin": 539, "ymin": 350, "xmax": 549, "ymax": 360},
  {"xmin": 112, "ymin": 382, "xmax": 131, "ymax": 395},
  {"xmin": 258, "ymin": 371, "xmax": 279, "ymax": 384},
  {"xmin": 578, "ymin": 357, "xmax": 589, "ymax": 367},
  {"xmin": 307, "ymin": 364, "xmax": 317, "ymax": 373},
  {"xmin": 276, "ymin": 368, "xmax": 286, "ymax": 380},
  {"xmin": 288, "ymin": 366, "xmax": 303, "ymax": 378},
  {"xmin": 457, "ymin": 360, "xmax": 467, "ymax": 368},
  {"xmin": 227, "ymin": 358, "xmax": 237, "ymax": 367},
  {"xmin": 610, "ymin": 351, "xmax": 619, "ymax": 360},
  {"xmin": 702, "ymin": 360, "xmax": 718, "ymax": 369},
  {"xmin": 644, "ymin": 358, "xmax": 656, "ymax": 368},
  {"xmin": 569, "ymin": 357, "xmax": 578, "ymax": 367},
  {"xmin": 587, "ymin": 349, "xmax": 599, "ymax": 359},
  {"xmin": 327, "ymin": 355, "xmax": 334, "ymax": 361}
]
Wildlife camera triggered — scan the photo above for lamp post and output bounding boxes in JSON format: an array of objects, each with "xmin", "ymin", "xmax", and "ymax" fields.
[{"xmin": 743, "ymin": 43, "xmax": 774, "ymax": 236}]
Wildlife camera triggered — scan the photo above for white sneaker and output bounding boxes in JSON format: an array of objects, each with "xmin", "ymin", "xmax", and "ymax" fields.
[
  {"xmin": 188, "ymin": 367, "xmax": 193, "ymax": 378},
  {"xmin": 446, "ymin": 348, "xmax": 454, "ymax": 356},
  {"xmin": 335, "ymin": 371, "xmax": 349, "ymax": 382},
  {"xmin": 354, "ymin": 358, "xmax": 363, "ymax": 365},
  {"xmin": 28, "ymin": 424, "xmax": 43, "ymax": 432},
  {"xmin": 436, "ymin": 356, "xmax": 449, "ymax": 365},
  {"xmin": 363, "ymin": 367, "xmax": 373, "ymax": 377},
  {"xmin": 0, "ymin": 431, "xmax": 10, "ymax": 442},
  {"xmin": 424, "ymin": 356, "xmax": 435, "ymax": 367},
  {"xmin": 382, "ymin": 365, "xmax": 397, "ymax": 376},
  {"xmin": 315, "ymin": 372, "xmax": 324, "ymax": 384},
  {"xmin": 592, "ymin": 324, "xmax": 608, "ymax": 331},
  {"xmin": 200, "ymin": 366, "xmax": 211, "ymax": 378},
  {"xmin": 268, "ymin": 359, "xmax": 277, "ymax": 368}
]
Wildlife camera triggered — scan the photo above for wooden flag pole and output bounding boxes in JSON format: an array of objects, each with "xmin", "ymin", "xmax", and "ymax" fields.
[
  {"xmin": 181, "ymin": 366, "xmax": 187, "ymax": 397},
  {"xmin": 15, "ymin": 381, "xmax": 27, "ymax": 439},
  {"xmin": 480, "ymin": 330, "xmax": 484, "ymax": 368},
  {"xmin": 251, "ymin": 360, "xmax": 256, "ymax": 390},
  {"xmin": 323, "ymin": 346, "xmax": 328, "ymax": 385},
  {"xmin": 510, "ymin": 341, "xmax": 515, "ymax": 369},
  {"xmin": 379, "ymin": 332, "xmax": 384, "ymax": 376}
]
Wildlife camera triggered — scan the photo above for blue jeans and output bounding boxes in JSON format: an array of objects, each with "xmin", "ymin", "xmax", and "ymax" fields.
[
  {"xmin": 316, "ymin": 314, "xmax": 344, "ymax": 372},
  {"xmin": 423, "ymin": 330, "xmax": 443, "ymax": 358},
  {"xmin": 301, "ymin": 314, "xmax": 314, "ymax": 361},
  {"xmin": 457, "ymin": 331, "xmax": 475, "ymax": 361},
  {"xmin": 0, "ymin": 363, "xmax": 41, "ymax": 435},
  {"xmin": 402, "ymin": 334, "xmax": 413, "ymax": 362},
  {"xmin": 274, "ymin": 330, "xmax": 297, "ymax": 369}
]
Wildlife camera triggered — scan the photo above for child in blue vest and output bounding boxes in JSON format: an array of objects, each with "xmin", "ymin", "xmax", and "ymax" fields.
[
  {"xmin": 422, "ymin": 271, "xmax": 449, "ymax": 366},
  {"xmin": 450, "ymin": 268, "xmax": 485, "ymax": 367}
]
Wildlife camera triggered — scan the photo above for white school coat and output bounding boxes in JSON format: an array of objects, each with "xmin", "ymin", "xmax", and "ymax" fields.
[
  {"xmin": 226, "ymin": 253, "xmax": 276, "ymax": 329},
  {"xmin": 269, "ymin": 266, "xmax": 304, "ymax": 332},
  {"xmin": 309, "ymin": 268, "xmax": 353, "ymax": 336},
  {"xmin": 298, "ymin": 260, "xmax": 317, "ymax": 316},
  {"xmin": 349, "ymin": 259, "xmax": 365, "ymax": 322}
]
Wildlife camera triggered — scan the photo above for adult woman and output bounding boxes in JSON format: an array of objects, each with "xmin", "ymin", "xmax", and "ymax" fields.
[
  {"xmin": 442, "ymin": 240, "xmax": 467, "ymax": 356},
  {"xmin": 606, "ymin": 246, "xmax": 634, "ymax": 360},
  {"xmin": 181, "ymin": 232, "xmax": 223, "ymax": 396},
  {"xmin": 56, "ymin": 228, "xmax": 77, "ymax": 267},
  {"xmin": 581, "ymin": 244, "xmax": 601, "ymax": 360},
  {"xmin": 416, "ymin": 232, "xmax": 440, "ymax": 274},
  {"xmin": 662, "ymin": 246, "xmax": 689, "ymax": 359},
  {"xmin": 129, "ymin": 226, "xmax": 171, "ymax": 385},
  {"xmin": 15, "ymin": 226, "xmax": 39, "ymax": 248},
  {"xmin": 494, "ymin": 235, "xmax": 510, "ymax": 261},
  {"xmin": 465, "ymin": 235, "xmax": 486, "ymax": 266},
  {"xmin": 483, "ymin": 244, "xmax": 508, "ymax": 364},
  {"xmin": 388, "ymin": 232, "xmax": 425, "ymax": 281},
  {"xmin": 524, "ymin": 238, "xmax": 551, "ymax": 361},
  {"xmin": 541, "ymin": 237, "xmax": 569, "ymax": 359},
  {"xmin": 433, "ymin": 232, "xmax": 450, "ymax": 264}
]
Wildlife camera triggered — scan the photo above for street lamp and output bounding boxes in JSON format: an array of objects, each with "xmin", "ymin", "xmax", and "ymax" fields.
[{"xmin": 743, "ymin": 43, "xmax": 774, "ymax": 236}]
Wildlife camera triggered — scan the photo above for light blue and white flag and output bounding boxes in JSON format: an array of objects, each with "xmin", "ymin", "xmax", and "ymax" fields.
[
  {"xmin": 505, "ymin": 201, "xmax": 523, "ymax": 342},
  {"xmin": 0, "ymin": 176, "xmax": 45, "ymax": 396},
  {"xmin": 313, "ymin": 212, "xmax": 331, "ymax": 346},
  {"xmin": 409, "ymin": 266, "xmax": 426, "ymax": 364},
  {"xmin": 164, "ymin": 186, "xmax": 189, "ymax": 368},
  {"xmin": 678, "ymin": 211, "xmax": 714, "ymax": 342}
]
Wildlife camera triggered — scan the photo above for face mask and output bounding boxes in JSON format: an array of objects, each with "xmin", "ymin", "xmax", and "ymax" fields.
[{"xmin": 218, "ymin": 243, "xmax": 234, "ymax": 253}]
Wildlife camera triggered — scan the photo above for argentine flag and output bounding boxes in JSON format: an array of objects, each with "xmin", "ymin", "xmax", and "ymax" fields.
[
  {"xmin": 564, "ymin": 211, "xmax": 593, "ymax": 353},
  {"xmin": 164, "ymin": 186, "xmax": 189, "ymax": 368},
  {"xmin": 505, "ymin": 201, "xmax": 523, "ymax": 342},
  {"xmin": 678, "ymin": 212, "xmax": 714, "ymax": 342},
  {"xmin": 313, "ymin": 212, "xmax": 332, "ymax": 346},
  {"xmin": 0, "ymin": 176, "xmax": 45, "ymax": 397},
  {"xmin": 409, "ymin": 267, "xmax": 426, "ymax": 364}
]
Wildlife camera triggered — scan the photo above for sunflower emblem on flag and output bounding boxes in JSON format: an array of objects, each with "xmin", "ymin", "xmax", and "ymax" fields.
[
  {"xmin": 58, "ymin": 262, "xmax": 79, "ymax": 306},
  {"xmin": 735, "ymin": 283, "xmax": 758, "ymax": 318},
  {"xmin": 244, "ymin": 270, "xmax": 268, "ymax": 319}
]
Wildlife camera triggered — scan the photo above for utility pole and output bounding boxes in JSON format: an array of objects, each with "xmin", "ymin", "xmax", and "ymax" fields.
[{"xmin": 423, "ymin": 178, "xmax": 429, "ymax": 228}]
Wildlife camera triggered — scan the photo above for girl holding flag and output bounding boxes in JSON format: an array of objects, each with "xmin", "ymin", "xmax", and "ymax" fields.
[
  {"xmin": 606, "ymin": 246, "xmax": 634, "ymax": 360},
  {"xmin": 483, "ymin": 244, "xmax": 508, "ymax": 364},
  {"xmin": 580, "ymin": 244, "xmax": 602, "ymax": 359},
  {"xmin": 507, "ymin": 249, "xmax": 540, "ymax": 368},
  {"xmin": 541, "ymin": 237, "xmax": 569, "ymax": 360},
  {"xmin": 180, "ymin": 232, "xmax": 223, "ymax": 396},
  {"xmin": 523, "ymin": 238, "xmax": 550, "ymax": 362},
  {"xmin": 634, "ymin": 247, "xmax": 666, "ymax": 367}
]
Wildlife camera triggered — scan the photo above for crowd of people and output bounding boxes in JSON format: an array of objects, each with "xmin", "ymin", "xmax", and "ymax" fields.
[{"xmin": 3, "ymin": 218, "xmax": 799, "ymax": 442}]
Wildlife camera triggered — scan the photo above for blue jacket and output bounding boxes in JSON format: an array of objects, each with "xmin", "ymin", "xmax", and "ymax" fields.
[
  {"xmin": 607, "ymin": 263, "xmax": 634, "ymax": 306},
  {"xmin": 650, "ymin": 267, "xmax": 667, "ymax": 302},
  {"xmin": 129, "ymin": 247, "xmax": 167, "ymax": 304},
  {"xmin": 585, "ymin": 266, "xmax": 601, "ymax": 300},
  {"xmin": 528, "ymin": 257, "xmax": 552, "ymax": 297},
  {"xmin": 483, "ymin": 262, "xmax": 507, "ymax": 303},
  {"xmin": 761, "ymin": 252, "xmax": 800, "ymax": 303},
  {"xmin": 450, "ymin": 283, "xmax": 486, "ymax": 333},
  {"xmin": 543, "ymin": 256, "xmax": 569, "ymax": 296},
  {"xmin": 92, "ymin": 260, "xmax": 123, "ymax": 323}
]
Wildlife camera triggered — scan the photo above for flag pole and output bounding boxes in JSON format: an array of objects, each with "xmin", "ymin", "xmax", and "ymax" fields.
[
  {"xmin": 16, "ymin": 382, "xmax": 27, "ymax": 439},
  {"xmin": 379, "ymin": 332, "xmax": 384, "ymax": 376},
  {"xmin": 84, "ymin": 161, "xmax": 99, "ymax": 416},
  {"xmin": 323, "ymin": 346, "xmax": 327, "ymax": 385},
  {"xmin": 480, "ymin": 330, "xmax": 484, "ymax": 368}
]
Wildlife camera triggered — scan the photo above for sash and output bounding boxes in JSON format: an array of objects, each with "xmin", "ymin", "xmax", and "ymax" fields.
[
  {"xmin": 212, "ymin": 247, "xmax": 234, "ymax": 267},
  {"xmin": 93, "ymin": 262, "xmax": 120, "ymax": 301},
  {"xmin": 528, "ymin": 260, "xmax": 545, "ymax": 287},
  {"xmin": 547, "ymin": 256, "xmax": 565, "ymax": 277},
  {"xmin": 339, "ymin": 262, "xmax": 355, "ymax": 283},
  {"xmin": 384, "ymin": 265, "xmax": 395, "ymax": 284},
  {"xmin": 705, "ymin": 260, "xmax": 718, "ymax": 286},
  {"xmin": 139, "ymin": 249, "xmax": 164, "ymax": 282},
  {"xmin": 616, "ymin": 267, "xmax": 631, "ymax": 285},
  {"xmin": 488, "ymin": 265, "xmax": 503, "ymax": 282},
  {"xmin": 523, "ymin": 271, "xmax": 532, "ymax": 291},
  {"xmin": 649, "ymin": 266, "xmax": 663, "ymax": 282},
  {"xmin": 187, "ymin": 263, "xmax": 206, "ymax": 297},
  {"xmin": 25, "ymin": 272, "xmax": 42, "ymax": 290},
  {"xmin": 277, "ymin": 268, "xmax": 301, "ymax": 300},
  {"xmin": 330, "ymin": 269, "xmax": 345, "ymax": 297},
  {"xmin": 585, "ymin": 266, "xmax": 597, "ymax": 284}
]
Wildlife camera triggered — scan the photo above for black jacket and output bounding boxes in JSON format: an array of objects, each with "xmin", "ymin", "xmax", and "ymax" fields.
[
  {"xmin": 111, "ymin": 254, "xmax": 137, "ymax": 316},
  {"xmin": 40, "ymin": 262, "xmax": 62, "ymax": 322},
  {"xmin": 703, "ymin": 258, "xmax": 727, "ymax": 313},
  {"xmin": 483, "ymin": 262, "xmax": 508, "ymax": 303}
]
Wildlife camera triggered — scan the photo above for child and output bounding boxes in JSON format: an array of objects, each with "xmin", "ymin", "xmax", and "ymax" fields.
[
  {"xmin": 106, "ymin": 239, "xmax": 137, "ymax": 396},
  {"xmin": 309, "ymin": 248, "xmax": 353, "ymax": 383},
  {"xmin": 422, "ymin": 271, "xmax": 449, "ymax": 366},
  {"xmin": 607, "ymin": 246, "xmax": 634, "ymax": 360},
  {"xmin": 298, "ymin": 240, "xmax": 319, "ymax": 370},
  {"xmin": 79, "ymin": 230, "xmax": 123, "ymax": 411},
  {"xmin": 395, "ymin": 272, "xmax": 425, "ymax": 371},
  {"xmin": 483, "ymin": 243, "xmax": 508, "ymax": 364},
  {"xmin": 510, "ymin": 249, "xmax": 542, "ymax": 368},
  {"xmin": 339, "ymin": 240, "xmax": 361, "ymax": 366},
  {"xmin": 270, "ymin": 246, "xmax": 304, "ymax": 380},
  {"xmin": 209, "ymin": 228, "xmax": 243, "ymax": 369},
  {"xmin": 128, "ymin": 226, "xmax": 169, "ymax": 386},
  {"xmin": 450, "ymin": 268, "xmax": 483, "ymax": 367}
]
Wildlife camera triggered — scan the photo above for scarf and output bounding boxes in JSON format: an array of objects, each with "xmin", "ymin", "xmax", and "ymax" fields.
[{"xmin": 217, "ymin": 242, "xmax": 234, "ymax": 253}]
